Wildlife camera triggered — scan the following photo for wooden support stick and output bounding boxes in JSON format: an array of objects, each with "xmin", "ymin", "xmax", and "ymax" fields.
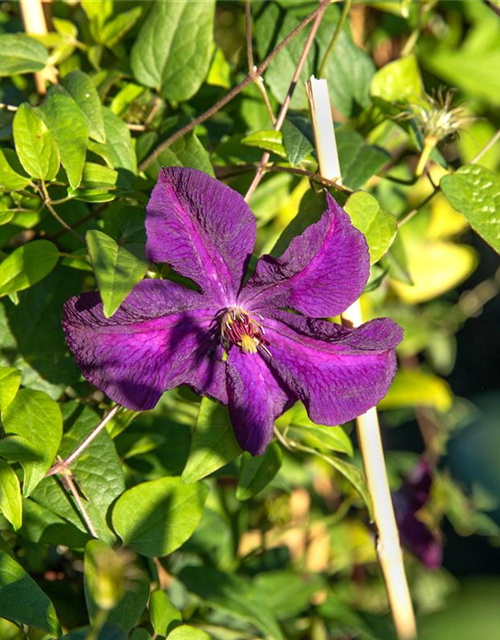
[
  {"xmin": 306, "ymin": 76, "xmax": 417, "ymax": 640},
  {"xmin": 19, "ymin": 0, "xmax": 56, "ymax": 94}
]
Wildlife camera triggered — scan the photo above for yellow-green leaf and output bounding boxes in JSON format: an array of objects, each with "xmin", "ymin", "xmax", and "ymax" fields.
[{"xmin": 379, "ymin": 369, "xmax": 453, "ymax": 413}]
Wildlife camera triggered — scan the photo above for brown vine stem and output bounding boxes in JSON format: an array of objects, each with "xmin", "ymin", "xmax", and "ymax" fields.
[
  {"xmin": 46, "ymin": 405, "xmax": 121, "ymax": 477},
  {"xmin": 216, "ymin": 163, "xmax": 351, "ymax": 195},
  {"xmin": 138, "ymin": 0, "xmax": 336, "ymax": 174},
  {"xmin": 244, "ymin": 0, "xmax": 330, "ymax": 202},
  {"xmin": 306, "ymin": 76, "xmax": 417, "ymax": 640},
  {"xmin": 58, "ymin": 463, "xmax": 98, "ymax": 538}
]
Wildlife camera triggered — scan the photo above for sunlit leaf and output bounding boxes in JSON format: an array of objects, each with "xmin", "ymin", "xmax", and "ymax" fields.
[
  {"xmin": 379, "ymin": 369, "xmax": 453, "ymax": 413},
  {"xmin": 441, "ymin": 164, "xmax": 500, "ymax": 255},
  {"xmin": 112, "ymin": 477, "xmax": 208, "ymax": 557},
  {"xmin": 182, "ymin": 398, "xmax": 242, "ymax": 484},
  {"xmin": 131, "ymin": 0, "xmax": 215, "ymax": 102},
  {"xmin": 2, "ymin": 389, "xmax": 62, "ymax": 496}
]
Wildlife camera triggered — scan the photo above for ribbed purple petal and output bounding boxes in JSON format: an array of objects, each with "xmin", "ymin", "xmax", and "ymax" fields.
[
  {"xmin": 226, "ymin": 348, "xmax": 293, "ymax": 455},
  {"xmin": 62, "ymin": 279, "xmax": 226, "ymax": 411},
  {"xmin": 240, "ymin": 193, "xmax": 369, "ymax": 318},
  {"xmin": 262, "ymin": 312, "xmax": 402, "ymax": 426},
  {"xmin": 146, "ymin": 167, "xmax": 256, "ymax": 305}
]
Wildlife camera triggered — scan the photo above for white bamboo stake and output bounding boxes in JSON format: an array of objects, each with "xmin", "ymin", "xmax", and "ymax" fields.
[{"xmin": 306, "ymin": 76, "xmax": 417, "ymax": 640}]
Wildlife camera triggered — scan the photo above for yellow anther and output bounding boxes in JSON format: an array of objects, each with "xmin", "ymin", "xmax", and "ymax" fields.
[{"xmin": 240, "ymin": 334, "xmax": 258, "ymax": 354}]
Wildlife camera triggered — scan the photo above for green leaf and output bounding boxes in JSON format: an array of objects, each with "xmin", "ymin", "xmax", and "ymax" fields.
[
  {"xmin": 85, "ymin": 540, "xmax": 149, "ymax": 633},
  {"xmin": 337, "ymin": 127, "xmax": 389, "ymax": 190},
  {"xmin": 422, "ymin": 46, "xmax": 500, "ymax": 107},
  {"xmin": 100, "ymin": 7, "xmax": 143, "ymax": 48},
  {"xmin": 0, "ymin": 34, "xmax": 48, "ymax": 76},
  {"xmin": 167, "ymin": 627, "xmax": 211, "ymax": 640},
  {"xmin": 88, "ymin": 107, "xmax": 137, "ymax": 175},
  {"xmin": 2, "ymin": 389, "xmax": 62, "ymax": 497},
  {"xmin": 0, "ymin": 240, "xmax": 59, "ymax": 298},
  {"xmin": 241, "ymin": 130, "xmax": 287, "ymax": 159},
  {"xmin": 236, "ymin": 442, "xmax": 283, "ymax": 501},
  {"xmin": 131, "ymin": 631, "xmax": 152, "ymax": 640},
  {"xmin": 0, "ymin": 435, "xmax": 41, "ymax": 462},
  {"xmin": 0, "ymin": 366, "xmax": 21, "ymax": 412},
  {"xmin": 253, "ymin": 570, "xmax": 325, "ymax": 620},
  {"xmin": 131, "ymin": 0, "xmax": 215, "ymax": 102},
  {"xmin": 62, "ymin": 70, "xmax": 106, "ymax": 143},
  {"xmin": 112, "ymin": 477, "xmax": 209, "ymax": 557},
  {"xmin": 0, "ymin": 460, "xmax": 22, "ymax": 530},
  {"xmin": 344, "ymin": 191, "xmax": 397, "ymax": 264},
  {"xmin": 0, "ymin": 149, "xmax": 31, "ymax": 192},
  {"xmin": 31, "ymin": 403, "xmax": 125, "ymax": 541},
  {"xmin": 0, "ymin": 549, "xmax": 59, "ymax": 634},
  {"xmin": 441, "ymin": 164, "xmax": 500, "ymax": 254},
  {"xmin": 87, "ymin": 229, "xmax": 148, "ymax": 317},
  {"xmin": 110, "ymin": 83, "xmax": 145, "ymax": 117},
  {"xmin": 371, "ymin": 55, "xmax": 423, "ymax": 103},
  {"xmin": 62, "ymin": 624, "xmax": 127, "ymax": 640},
  {"xmin": 40, "ymin": 91, "xmax": 89, "ymax": 190},
  {"xmin": 378, "ymin": 369, "xmax": 453, "ymax": 413},
  {"xmin": 142, "ymin": 131, "xmax": 213, "ymax": 180},
  {"xmin": 182, "ymin": 398, "xmax": 242, "ymax": 484},
  {"xmin": 285, "ymin": 404, "xmax": 353, "ymax": 456},
  {"xmin": 282, "ymin": 117, "xmax": 314, "ymax": 166},
  {"xmin": 13, "ymin": 103, "xmax": 60, "ymax": 181},
  {"xmin": 149, "ymin": 589, "xmax": 182, "ymax": 637},
  {"xmin": 323, "ymin": 455, "xmax": 372, "ymax": 518},
  {"xmin": 178, "ymin": 566, "xmax": 284, "ymax": 640},
  {"xmin": 256, "ymin": 3, "xmax": 373, "ymax": 115}
]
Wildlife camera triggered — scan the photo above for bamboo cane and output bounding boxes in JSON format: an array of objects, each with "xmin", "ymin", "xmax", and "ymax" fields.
[{"xmin": 306, "ymin": 76, "xmax": 417, "ymax": 640}]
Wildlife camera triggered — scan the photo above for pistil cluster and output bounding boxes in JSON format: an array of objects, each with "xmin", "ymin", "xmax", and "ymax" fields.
[{"xmin": 221, "ymin": 307, "xmax": 270, "ymax": 356}]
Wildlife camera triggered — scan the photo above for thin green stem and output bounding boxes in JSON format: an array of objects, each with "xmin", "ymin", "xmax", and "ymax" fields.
[
  {"xmin": 85, "ymin": 608, "xmax": 108, "ymax": 640},
  {"xmin": 38, "ymin": 181, "xmax": 85, "ymax": 243},
  {"xmin": 318, "ymin": 0, "xmax": 352, "ymax": 78}
]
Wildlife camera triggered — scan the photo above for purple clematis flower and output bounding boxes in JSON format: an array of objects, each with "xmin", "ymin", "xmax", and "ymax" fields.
[
  {"xmin": 62, "ymin": 168, "xmax": 403, "ymax": 455},
  {"xmin": 393, "ymin": 460, "xmax": 442, "ymax": 569}
]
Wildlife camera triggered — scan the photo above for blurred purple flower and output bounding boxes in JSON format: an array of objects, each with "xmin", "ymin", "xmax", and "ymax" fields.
[
  {"xmin": 63, "ymin": 168, "xmax": 402, "ymax": 455},
  {"xmin": 393, "ymin": 460, "xmax": 442, "ymax": 569}
]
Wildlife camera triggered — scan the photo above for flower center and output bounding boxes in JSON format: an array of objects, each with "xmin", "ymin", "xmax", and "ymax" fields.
[{"xmin": 221, "ymin": 307, "xmax": 270, "ymax": 356}]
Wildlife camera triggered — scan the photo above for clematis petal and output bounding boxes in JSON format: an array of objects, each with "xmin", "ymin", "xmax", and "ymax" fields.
[
  {"xmin": 226, "ymin": 349, "xmax": 293, "ymax": 456},
  {"xmin": 240, "ymin": 192, "xmax": 369, "ymax": 318},
  {"xmin": 262, "ymin": 312, "xmax": 402, "ymax": 426},
  {"xmin": 146, "ymin": 167, "xmax": 256, "ymax": 305},
  {"xmin": 62, "ymin": 279, "xmax": 226, "ymax": 411}
]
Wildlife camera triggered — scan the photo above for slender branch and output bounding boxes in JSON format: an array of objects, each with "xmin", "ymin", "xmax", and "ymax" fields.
[
  {"xmin": 318, "ymin": 0, "xmax": 352, "ymax": 78},
  {"xmin": 397, "ymin": 188, "xmax": 438, "ymax": 227},
  {"xmin": 46, "ymin": 405, "xmax": 121, "ymax": 477},
  {"xmin": 38, "ymin": 182, "xmax": 85, "ymax": 243},
  {"xmin": 470, "ymin": 127, "xmax": 500, "ymax": 164},
  {"xmin": 216, "ymin": 163, "xmax": 351, "ymax": 194},
  {"xmin": 138, "ymin": 0, "xmax": 335, "ymax": 173},
  {"xmin": 245, "ymin": 1, "xmax": 330, "ymax": 201},
  {"xmin": 245, "ymin": 0, "xmax": 276, "ymax": 124},
  {"xmin": 59, "ymin": 465, "xmax": 98, "ymax": 538},
  {"xmin": 307, "ymin": 77, "xmax": 417, "ymax": 640}
]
